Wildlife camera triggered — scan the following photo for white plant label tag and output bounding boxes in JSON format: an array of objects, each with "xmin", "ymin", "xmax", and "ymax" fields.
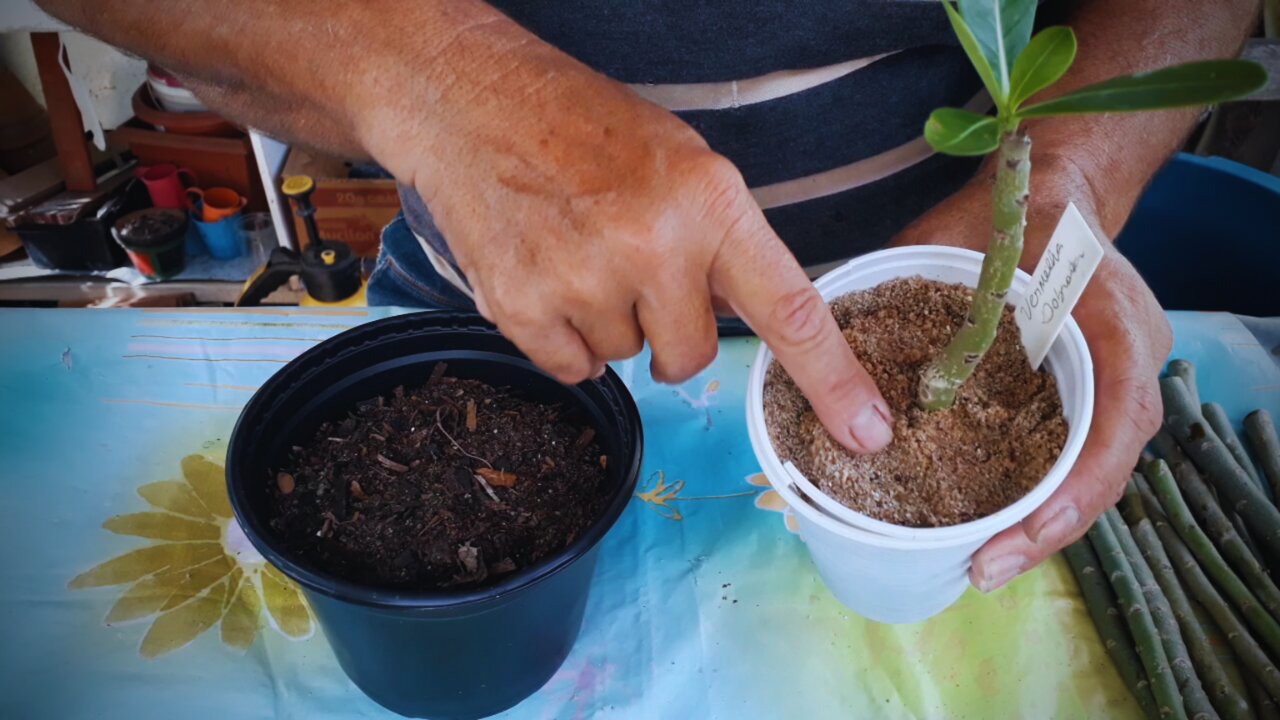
[{"xmin": 1015, "ymin": 202, "xmax": 1105, "ymax": 369}]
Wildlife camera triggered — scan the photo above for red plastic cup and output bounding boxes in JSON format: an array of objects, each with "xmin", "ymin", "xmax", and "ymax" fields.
[{"xmin": 136, "ymin": 164, "xmax": 197, "ymax": 209}]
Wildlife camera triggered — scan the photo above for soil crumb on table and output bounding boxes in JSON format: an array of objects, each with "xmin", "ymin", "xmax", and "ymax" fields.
[
  {"xmin": 764, "ymin": 277, "xmax": 1068, "ymax": 528},
  {"xmin": 271, "ymin": 373, "xmax": 610, "ymax": 590}
]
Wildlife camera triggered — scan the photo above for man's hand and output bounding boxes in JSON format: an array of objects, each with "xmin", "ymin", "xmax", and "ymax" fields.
[
  {"xmin": 33, "ymin": 0, "xmax": 892, "ymax": 454},
  {"xmin": 355, "ymin": 10, "xmax": 894, "ymax": 453},
  {"xmin": 892, "ymin": 159, "xmax": 1171, "ymax": 590}
]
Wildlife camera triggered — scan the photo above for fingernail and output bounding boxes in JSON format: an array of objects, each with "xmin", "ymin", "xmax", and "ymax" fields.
[
  {"xmin": 592, "ymin": 364, "xmax": 607, "ymax": 379},
  {"xmin": 976, "ymin": 554, "xmax": 1027, "ymax": 593},
  {"xmin": 849, "ymin": 402, "xmax": 893, "ymax": 452},
  {"xmin": 1030, "ymin": 505, "xmax": 1080, "ymax": 546}
]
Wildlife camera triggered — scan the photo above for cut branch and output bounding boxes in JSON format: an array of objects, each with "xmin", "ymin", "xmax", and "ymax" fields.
[{"xmin": 919, "ymin": 128, "xmax": 1030, "ymax": 410}]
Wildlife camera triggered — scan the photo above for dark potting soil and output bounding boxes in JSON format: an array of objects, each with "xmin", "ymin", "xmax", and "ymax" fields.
[
  {"xmin": 764, "ymin": 277, "xmax": 1068, "ymax": 528},
  {"xmin": 118, "ymin": 211, "xmax": 183, "ymax": 245},
  {"xmin": 270, "ymin": 369, "xmax": 611, "ymax": 590}
]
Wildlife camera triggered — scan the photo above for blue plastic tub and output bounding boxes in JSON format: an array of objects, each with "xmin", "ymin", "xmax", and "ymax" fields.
[{"xmin": 1116, "ymin": 153, "xmax": 1280, "ymax": 316}]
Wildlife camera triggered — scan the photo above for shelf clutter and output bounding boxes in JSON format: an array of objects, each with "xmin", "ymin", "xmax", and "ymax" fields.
[{"xmin": 0, "ymin": 42, "xmax": 399, "ymax": 306}]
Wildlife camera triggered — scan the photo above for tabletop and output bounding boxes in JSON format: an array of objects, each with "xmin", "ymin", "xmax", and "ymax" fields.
[{"xmin": 2, "ymin": 307, "xmax": 1277, "ymax": 720}]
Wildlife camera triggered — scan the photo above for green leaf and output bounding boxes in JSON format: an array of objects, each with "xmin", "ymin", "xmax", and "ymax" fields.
[
  {"xmin": 957, "ymin": 0, "xmax": 1037, "ymax": 96},
  {"xmin": 1020, "ymin": 60, "xmax": 1268, "ymax": 118},
  {"xmin": 1008, "ymin": 26, "xmax": 1077, "ymax": 110},
  {"xmin": 923, "ymin": 108, "xmax": 1000, "ymax": 156},
  {"xmin": 942, "ymin": 0, "xmax": 1005, "ymax": 108}
]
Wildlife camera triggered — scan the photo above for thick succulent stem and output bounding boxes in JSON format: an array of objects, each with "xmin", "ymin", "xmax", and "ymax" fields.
[
  {"xmin": 1122, "ymin": 472, "xmax": 1153, "ymax": 525},
  {"xmin": 918, "ymin": 128, "xmax": 1030, "ymax": 410},
  {"xmin": 1249, "ymin": 673, "xmax": 1280, "ymax": 720},
  {"xmin": 1132, "ymin": 518, "xmax": 1251, "ymax": 720},
  {"xmin": 1065, "ymin": 537, "xmax": 1161, "ymax": 718},
  {"xmin": 1153, "ymin": 431, "xmax": 1267, "ymax": 567},
  {"xmin": 1149, "ymin": 435, "xmax": 1280, "ymax": 617},
  {"xmin": 1090, "ymin": 511, "xmax": 1189, "ymax": 720},
  {"xmin": 1169, "ymin": 360, "xmax": 1202, "ymax": 409},
  {"xmin": 1244, "ymin": 410, "xmax": 1280, "ymax": 502},
  {"xmin": 1144, "ymin": 459, "xmax": 1280, "ymax": 657},
  {"xmin": 1204, "ymin": 402, "xmax": 1267, "ymax": 494},
  {"xmin": 1161, "ymin": 377, "xmax": 1280, "ymax": 565},
  {"xmin": 1136, "ymin": 477, "xmax": 1280, "ymax": 703},
  {"xmin": 1108, "ymin": 510, "xmax": 1218, "ymax": 720}
]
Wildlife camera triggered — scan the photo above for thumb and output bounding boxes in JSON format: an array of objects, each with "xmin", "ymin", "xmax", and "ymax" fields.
[{"xmin": 711, "ymin": 211, "xmax": 893, "ymax": 453}]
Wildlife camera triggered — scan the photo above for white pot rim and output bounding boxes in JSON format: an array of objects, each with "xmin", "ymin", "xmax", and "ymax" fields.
[{"xmin": 746, "ymin": 245, "xmax": 1095, "ymax": 548}]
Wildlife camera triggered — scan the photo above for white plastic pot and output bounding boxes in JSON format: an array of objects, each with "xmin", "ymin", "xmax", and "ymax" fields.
[
  {"xmin": 146, "ymin": 73, "xmax": 208, "ymax": 114},
  {"xmin": 746, "ymin": 246, "xmax": 1094, "ymax": 624}
]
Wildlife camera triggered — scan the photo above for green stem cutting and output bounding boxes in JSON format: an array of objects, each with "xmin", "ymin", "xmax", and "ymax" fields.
[{"xmin": 918, "ymin": 125, "xmax": 1030, "ymax": 410}]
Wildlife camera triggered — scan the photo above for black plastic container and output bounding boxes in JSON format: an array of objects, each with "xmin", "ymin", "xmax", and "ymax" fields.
[
  {"xmin": 14, "ymin": 169, "xmax": 145, "ymax": 272},
  {"xmin": 227, "ymin": 313, "xmax": 643, "ymax": 719},
  {"xmin": 113, "ymin": 208, "xmax": 188, "ymax": 279}
]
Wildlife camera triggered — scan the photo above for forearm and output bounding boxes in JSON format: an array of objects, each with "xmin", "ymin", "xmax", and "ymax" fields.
[
  {"xmin": 33, "ymin": 0, "xmax": 549, "ymax": 164},
  {"xmin": 1023, "ymin": 0, "xmax": 1258, "ymax": 236}
]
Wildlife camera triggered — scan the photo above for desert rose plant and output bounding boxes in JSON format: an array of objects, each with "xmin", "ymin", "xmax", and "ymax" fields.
[{"xmin": 916, "ymin": 0, "xmax": 1266, "ymax": 410}]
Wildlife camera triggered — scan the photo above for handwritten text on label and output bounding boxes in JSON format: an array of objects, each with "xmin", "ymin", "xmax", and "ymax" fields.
[{"xmin": 1014, "ymin": 203, "xmax": 1105, "ymax": 369}]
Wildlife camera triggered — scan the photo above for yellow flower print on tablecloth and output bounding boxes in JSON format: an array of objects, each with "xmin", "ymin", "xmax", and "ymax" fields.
[
  {"xmin": 746, "ymin": 472, "xmax": 799, "ymax": 535},
  {"xmin": 69, "ymin": 454, "xmax": 313, "ymax": 658}
]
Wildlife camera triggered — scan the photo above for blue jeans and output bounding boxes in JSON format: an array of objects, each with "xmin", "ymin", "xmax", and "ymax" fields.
[
  {"xmin": 367, "ymin": 212, "xmax": 753, "ymax": 336},
  {"xmin": 366, "ymin": 213, "xmax": 475, "ymax": 311}
]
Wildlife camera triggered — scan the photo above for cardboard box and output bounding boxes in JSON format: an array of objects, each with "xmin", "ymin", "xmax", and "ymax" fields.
[{"xmin": 281, "ymin": 149, "xmax": 400, "ymax": 257}]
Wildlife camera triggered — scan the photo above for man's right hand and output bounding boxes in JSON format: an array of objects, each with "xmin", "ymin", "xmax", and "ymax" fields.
[
  {"xmin": 354, "ymin": 9, "xmax": 892, "ymax": 452},
  {"xmin": 36, "ymin": 0, "xmax": 892, "ymax": 454}
]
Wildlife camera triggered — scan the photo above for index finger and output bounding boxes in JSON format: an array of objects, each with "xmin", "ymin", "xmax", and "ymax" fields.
[{"xmin": 710, "ymin": 210, "xmax": 892, "ymax": 454}]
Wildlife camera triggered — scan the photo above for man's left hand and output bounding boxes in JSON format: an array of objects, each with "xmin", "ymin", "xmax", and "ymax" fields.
[{"xmin": 891, "ymin": 162, "xmax": 1172, "ymax": 591}]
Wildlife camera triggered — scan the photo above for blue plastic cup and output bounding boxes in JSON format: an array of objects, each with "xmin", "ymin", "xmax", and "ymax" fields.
[
  {"xmin": 192, "ymin": 208, "xmax": 244, "ymax": 259},
  {"xmin": 184, "ymin": 221, "xmax": 207, "ymax": 258}
]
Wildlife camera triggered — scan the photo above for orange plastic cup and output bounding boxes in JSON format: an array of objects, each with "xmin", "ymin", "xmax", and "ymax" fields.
[{"xmin": 186, "ymin": 186, "xmax": 247, "ymax": 223}]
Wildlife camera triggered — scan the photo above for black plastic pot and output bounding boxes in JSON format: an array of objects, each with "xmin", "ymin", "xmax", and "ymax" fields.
[
  {"xmin": 113, "ymin": 208, "xmax": 188, "ymax": 279},
  {"xmin": 226, "ymin": 313, "xmax": 643, "ymax": 719}
]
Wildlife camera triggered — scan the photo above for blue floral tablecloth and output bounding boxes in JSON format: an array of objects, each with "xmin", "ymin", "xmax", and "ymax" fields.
[{"xmin": 1, "ymin": 307, "xmax": 1277, "ymax": 720}]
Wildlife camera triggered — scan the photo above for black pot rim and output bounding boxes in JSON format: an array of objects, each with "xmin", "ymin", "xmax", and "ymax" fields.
[
  {"xmin": 226, "ymin": 312, "xmax": 644, "ymax": 612},
  {"xmin": 113, "ymin": 208, "xmax": 188, "ymax": 251}
]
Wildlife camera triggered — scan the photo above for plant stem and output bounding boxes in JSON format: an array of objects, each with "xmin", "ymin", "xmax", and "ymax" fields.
[
  {"xmin": 1169, "ymin": 360, "xmax": 1202, "ymax": 409},
  {"xmin": 1144, "ymin": 459, "xmax": 1280, "ymax": 656},
  {"xmin": 1205, "ymin": 403, "xmax": 1267, "ymax": 493},
  {"xmin": 1187, "ymin": 598, "xmax": 1254, "ymax": 720},
  {"xmin": 1091, "ymin": 512, "xmax": 1189, "ymax": 720},
  {"xmin": 1161, "ymin": 377, "xmax": 1280, "ymax": 565},
  {"xmin": 1122, "ymin": 472, "xmax": 1152, "ymax": 525},
  {"xmin": 1153, "ymin": 431, "xmax": 1267, "ymax": 567},
  {"xmin": 1244, "ymin": 410, "xmax": 1280, "ymax": 503},
  {"xmin": 1109, "ymin": 510, "xmax": 1219, "ymax": 720},
  {"xmin": 1203, "ymin": 404, "xmax": 1268, "ymax": 496},
  {"xmin": 1064, "ymin": 538, "xmax": 1160, "ymax": 719},
  {"xmin": 1133, "ymin": 517, "xmax": 1251, "ymax": 720},
  {"xmin": 1249, "ymin": 673, "xmax": 1279, "ymax": 720},
  {"xmin": 918, "ymin": 127, "xmax": 1030, "ymax": 410},
  {"xmin": 1150, "ymin": 435, "xmax": 1280, "ymax": 614},
  {"xmin": 1140, "ymin": 488, "xmax": 1280, "ymax": 704}
]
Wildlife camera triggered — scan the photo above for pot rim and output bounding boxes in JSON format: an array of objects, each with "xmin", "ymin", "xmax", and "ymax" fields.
[
  {"xmin": 131, "ymin": 85, "xmax": 237, "ymax": 135},
  {"xmin": 226, "ymin": 312, "xmax": 644, "ymax": 611},
  {"xmin": 113, "ymin": 208, "xmax": 187, "ymax": 251},
  {"xmin": 746, "ymin": 245, "xmax": 1095, "ymax": 548}
]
